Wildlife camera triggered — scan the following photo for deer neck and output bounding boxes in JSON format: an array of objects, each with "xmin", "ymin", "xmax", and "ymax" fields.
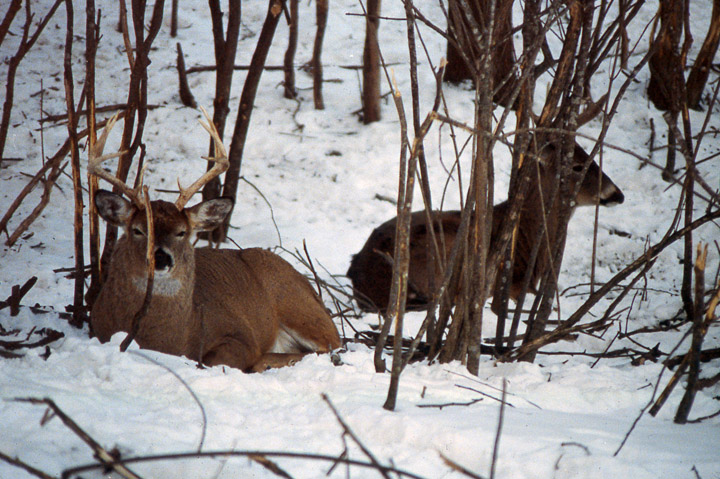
[
  {"xmin": 101, "ymin": 242, "xmax": 199, "ymax": 356},
  {"xmin": 514, "ymin": 175, "xmax": 577, "ymax": 289}
]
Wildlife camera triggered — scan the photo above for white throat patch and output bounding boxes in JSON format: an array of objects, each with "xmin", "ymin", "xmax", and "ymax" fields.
[{"xmin": 132, "ymin": 274, "xmax": 183, "ymax": 297}]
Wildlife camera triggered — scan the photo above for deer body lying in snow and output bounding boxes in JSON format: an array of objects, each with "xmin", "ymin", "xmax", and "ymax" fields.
[{"xmin": 90, "ymin": 111, "xmax": 340, "ymax": 372}]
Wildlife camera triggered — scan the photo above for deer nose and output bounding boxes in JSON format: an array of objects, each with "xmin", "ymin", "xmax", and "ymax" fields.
[
  {"xmin": 600, "ymin": 190, "xmax": 625, "ymax": 206},
  {"xmin": 154, "ymin": 248, "xmax": 174, "ymax": 271}
]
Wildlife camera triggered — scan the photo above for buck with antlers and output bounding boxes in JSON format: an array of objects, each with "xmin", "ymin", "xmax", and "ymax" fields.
[
  {"xmin": 89, "ymin": 110, "xmax": 341, "ymax": 372},
  {"xmin": 346, "ymin": 138, "xmax": 625, "ymax": 313}
]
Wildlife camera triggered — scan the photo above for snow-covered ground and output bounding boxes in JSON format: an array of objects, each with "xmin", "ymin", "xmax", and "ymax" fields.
[{"xmin": 1, "ymin": 1, "xmax": 719, "ymax": 478}]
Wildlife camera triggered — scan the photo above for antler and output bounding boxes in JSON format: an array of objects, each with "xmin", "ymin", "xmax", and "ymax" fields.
[
  {"xmin": 175, "ymin": 106, "xmax": 230, "ymax": 210},
  {"xmin": 88, "ymin": 113, "xmax": 145, "ymax": 208}
]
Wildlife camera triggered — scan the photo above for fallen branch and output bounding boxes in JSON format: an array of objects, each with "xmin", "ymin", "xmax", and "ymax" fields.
[
  {"xmin": 0, "ymin": 276, "xmax": 38, "ymax": 315},
  {"xmin": 0, "ymin": 329, "xmax": 64, "ymax": 351},
  {"xmin": 666, "ymin": 347, "xmax": 720, "ymax": 369},
  {"xmin": 13, "ymin": 397, "xmax": 143, "ymax": 479},
  {"xmin": 62, "ymin": 450, "xmax": 426, "ymax": 479},
  {"xmin": 417, "ymin": 398, "xmax": 483, "ymax": 409}
]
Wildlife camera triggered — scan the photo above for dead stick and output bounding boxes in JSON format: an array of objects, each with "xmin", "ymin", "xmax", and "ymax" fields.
[
  {"xmin": 248, "ymin": 455, "xmax": 294, "ymax": 479},
  {"xmin": 1, "ymin": 276, "xmax": 37, "ymax": 315},
  {"xmin": 438, "ymin": 452, "xmax": 486, "ymax": 479},
  {"xmin": 62, "ymin": 450, "xmax": 426, "ymax": 479},
  {"xmin": 489, "ymin": 380, "xmax": 507, "ymax": 479},
  {"xmin": 0, "ymin": 451, "xmax": 57, "ymax": 479},
  {"xmin": 13, "ymin": 398, "xmax": 143, "ymax": 479},
  {"xmin": 321, "ymin": 393, "xmax": 392, "ymax": 479},
  {"xmin": 176, "ymin": 43, "xmax": 197, "ymax": 107}
]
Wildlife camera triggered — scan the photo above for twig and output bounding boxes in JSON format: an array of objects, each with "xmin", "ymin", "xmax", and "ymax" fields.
[
  {"xmin": 489, "ymin": 380, "xmax": 507, "ymax": 479},
  {"xmin": 0, "ymin": 277, "xmax": 38, "ymax": 315},
  {"xmin": 301, "ymin": 240, "xmax": 322, "ymax": 299},
  {"xmin": 455, "ymin": 385, "xmax": 515, "ymax": 409},
  {"xmin": 0, "ymin": 0, "xmax": 63, "ymax": 163},
  {"xmin": 0, "ymin": 329, "xmax": 64, "ymax": 351},
  {"xmin": 0, "ymin": 115, "xmax": 120, "ymax": 245},
  {"xmin": 248, "ymin": 455, "xmax": 294, "ymax": 479},
  {"xmin": 129, "ymin": 352, "xmax": 206, "ymax": 453},
  {"xmin": 62, "ymin": 450, "xmax": 427, "ymax": 479},
  {"xmin": 63, "ymin": 0, "xmax": 86, "ymax": 329},
  {"xmin": 321, "ymin": 393, "xmax": 392, "ymax": 479},
  {"xmin": 416, "ymin": 398, "xmax": 483, "ymax": 409},
  {"xmin": 13, "ymin": 397, "xmax": 143, "ymax": 479},
  {"xmin": 438, "ymin": 452, "xmax": 487, "ymax": 479},
  {"xmin": 503, "ymin": 207, "xmax": 720, "ymax": 362},
  {"xmin": 0, "ymin": 451, "xmax": 57, "ymax": 479},
  {"xmin": 239, "ymin": 176, "xmax": 282, "ymax": 247},
  {"xmin": 615, "ymin": 326, "xmax": 691, "ymax": 456}
]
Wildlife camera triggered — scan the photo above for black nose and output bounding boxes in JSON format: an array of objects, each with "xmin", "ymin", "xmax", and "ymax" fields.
[
  {"xmin": 600, "ymin": 190, "xmax": 625, "ymax": 206},
  {"xmin": 154, "ymin": 249, "xmax": 174, "ymax": 270}
]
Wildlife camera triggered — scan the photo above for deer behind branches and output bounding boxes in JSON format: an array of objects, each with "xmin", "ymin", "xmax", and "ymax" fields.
[
  {"xmin": 90, "ymin": 111, "xmax": 341, "ymax": 372},
  {"xmin": 346, "ymin": 140, "xmax": 625, "ymax": 313}
]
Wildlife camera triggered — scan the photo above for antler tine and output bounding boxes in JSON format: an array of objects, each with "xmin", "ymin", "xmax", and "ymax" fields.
[
  {"xmin": 175, "ymin": 106, "xmax": 230, "ymax": 210},
  {"xmin": 88, "ymin": 113, "xmax": 144, "ymax": 208}
]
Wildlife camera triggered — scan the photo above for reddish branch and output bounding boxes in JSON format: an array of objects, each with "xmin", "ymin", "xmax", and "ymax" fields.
[
  {"xmin": 62, "ymin": 0, "xmax": 86, "ymax": 328},
  {"xmin": 218, "ymin": 0, "xmax": 284, "ymax": 241},
  {"xmin": 362, "ymin": 0, "xmax": 381, "ymax": 123},
  {"xmin": 283, "ymin": 0, "xmax": 298, "ymax": 99},
  {"xmin": 86, "ymin": 0, "xmax": 101, "ymax": 309},
  {"xmin": 312, "ymin": 0, "xmax": 328, "ymax": 109},
  {"xmin": 686, "ymin": 0, "xmax": 720, "ymax": 108},
  {"xmin": 201, "ymin": 0, "xmax": 240, "ymax": 215}
]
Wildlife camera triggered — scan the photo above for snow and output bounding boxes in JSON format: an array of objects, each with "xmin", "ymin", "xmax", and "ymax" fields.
[{"xmin": 1, "ymin": 1, "xmax": 719, "ymax": 478}]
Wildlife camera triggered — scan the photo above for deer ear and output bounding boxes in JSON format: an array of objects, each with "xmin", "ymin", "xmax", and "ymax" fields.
[
  {"xmin": 185, "ymin": 197, "xmax": 234, "ymax": 231},
  {"xmin": 95, "ymin": 190, "xmax": 135, "ymax": 226}
]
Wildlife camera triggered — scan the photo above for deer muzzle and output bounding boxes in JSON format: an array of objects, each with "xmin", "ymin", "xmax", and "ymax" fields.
[
  {"xmin": 599, "ymin": 189, "xmax": 625, "ymax": 206},
  {"xmin": 154, "ymin": 248, "xmax": 174, "ymax": 271}
]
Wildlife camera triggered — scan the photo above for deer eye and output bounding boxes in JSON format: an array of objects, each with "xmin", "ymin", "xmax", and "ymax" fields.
[
  {"xmin": 132, "ymin": 227, "xmax": 145, "ymax": 237},
  {"xmin": 176, "ymin": 230, "xmax": 187, "ymax": 238}
]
